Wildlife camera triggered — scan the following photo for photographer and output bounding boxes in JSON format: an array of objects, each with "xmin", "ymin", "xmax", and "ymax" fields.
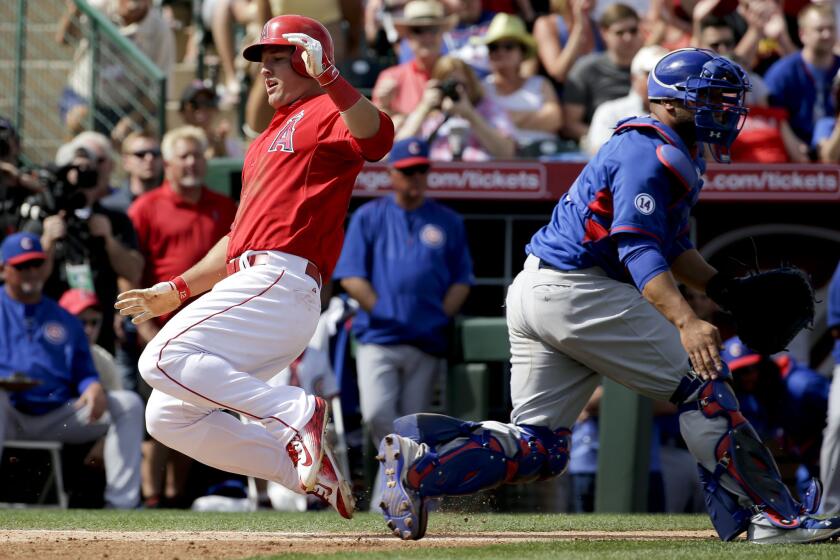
[
  {"xmin": 21, "ymin": 132, "xmax": 143, "ymax": 353},
  {"xmin": 0, "ymin": 117, "xmax": 43, "ymax": 242},
  {"xmin": 396, "ymin": 56, "xmax": 515, "ymax": 161}
]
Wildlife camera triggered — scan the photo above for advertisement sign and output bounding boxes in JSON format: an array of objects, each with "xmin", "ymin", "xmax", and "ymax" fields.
[{"xmin": 352, "ymin": 161, "xmax": 840, "ymax": 203}]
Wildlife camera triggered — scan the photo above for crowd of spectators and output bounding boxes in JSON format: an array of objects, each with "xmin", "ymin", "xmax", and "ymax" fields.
[
  {"xmin": 38, "ymin": 0, "xmax": 840, "ymax": 165},
  {"xmin": 1, "ymin": 0, "xmax": 840, "ymax": 512}
]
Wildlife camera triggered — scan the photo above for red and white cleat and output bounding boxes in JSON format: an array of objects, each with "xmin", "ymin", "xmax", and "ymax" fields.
[
  {"xmin": 286, "ymin": 396, "xmax": 328, "ymax": 491},
  {"xmin": 308, "ymin": 443, "xmax": 355, "ymax": 519}
]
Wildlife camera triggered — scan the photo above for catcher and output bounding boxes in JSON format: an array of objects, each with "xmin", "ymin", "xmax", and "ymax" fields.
[{"xmin": 377, "ymin": 48, "xmax": 839, "ymax": 544}]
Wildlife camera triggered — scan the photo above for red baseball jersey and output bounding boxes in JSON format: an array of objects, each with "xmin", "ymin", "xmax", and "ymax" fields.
[
  {"xmin": 227, "ymin": 93, "xmax": 393, "ymax": 279},
  {"xmin": 129, "ymin": 183, "xmax": 238, "ymax": 289}
]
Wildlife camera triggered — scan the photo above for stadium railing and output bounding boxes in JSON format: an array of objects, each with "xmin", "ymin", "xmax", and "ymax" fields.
[{"xmin": 2, "ymin": 0, "xmax": 166, "ymax": 165}]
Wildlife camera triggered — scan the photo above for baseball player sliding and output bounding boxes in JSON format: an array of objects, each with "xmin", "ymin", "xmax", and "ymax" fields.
[
  {"xmin": 377, "ymin": 48, "xmax": 840, "ymax": 544},
  {"xmin": 115, "ymin": 16, "xmax": 394, "ymax": 519}
]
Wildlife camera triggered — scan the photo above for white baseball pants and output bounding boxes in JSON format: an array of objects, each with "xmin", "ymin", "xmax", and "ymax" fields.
[{"xmin": 139, "ymin": 251, "xmax": 321, "ymax": 492}]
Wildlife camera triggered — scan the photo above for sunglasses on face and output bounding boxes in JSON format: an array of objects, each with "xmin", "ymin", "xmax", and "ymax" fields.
[
  {"xmin": 398, "ymin": 164, "xmax": 430, "ymax": 176},
  {"xmin": 129, "ymin": 149, "xmax": 161, "ymax": 159},
  {"xmin": 12, "ymin": 259, "xmax": 45, "ymax": 271},
  {"xmin": 81, "ymin": 317, "xmax": 103, "ymax": 328},
  {"xmin": 488, "ymin": 41, "xmax": 521, "ymax": 53},
  {"xmin": 408, "ymin": 25, "xmax": 441, "ymax": 36}
]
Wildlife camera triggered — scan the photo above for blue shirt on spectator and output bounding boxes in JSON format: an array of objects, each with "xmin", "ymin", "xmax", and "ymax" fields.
[
  {"xmin": 334, "ymin": 195, "xmax": 474, "ymax": 356},
  {"xmin": 829, "ymin": 261, "xmax": 840, "ymax": 364},
  {"xmin": 527, "ymin": 117, "xmax": 703, "ymax": 291},
  {"xmin": 0, "ymin": 289, "xmax": 98, "ymax": 415},
  {"xmin": 764, "ymin": 52, "xmax": 840, "ymax": 143},
  {"xmin": 776, "ymin": 355, "xmax": 829, "ymax": 466},
  {"xmin": 812, "ymin": 116, "xmax": 836, "ymax": 149},
  {"xmin": 569, "ymin": 417, "xmax": 661, "ymax": 474}
]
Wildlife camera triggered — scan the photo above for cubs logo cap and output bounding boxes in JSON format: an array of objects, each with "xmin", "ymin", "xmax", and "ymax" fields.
[
  {"xmin": 720, "ymin": 336, "xmax": 762, "ymax": 371},
  {"xmin": 1, "ymin": 232, "xmax": 46, "ymax": 266},
  {"xmin": 389, "ymin": 137, "xmax": 431, "ymax": 169}
]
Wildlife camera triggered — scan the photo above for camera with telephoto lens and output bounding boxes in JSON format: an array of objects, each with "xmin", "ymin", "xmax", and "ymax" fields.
[
  {"xmin": 20, "ymin": 162, "xmax": 98, "ymax": 222},
  {"xmin": 436, "ymin": 78, "xmax": 461, "ymax": 102}
]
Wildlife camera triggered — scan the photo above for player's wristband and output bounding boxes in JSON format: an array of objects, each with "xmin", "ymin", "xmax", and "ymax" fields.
[
  {"xmin": 169, "ymin": 275, "xmax": 191, "ymax": 303},
  {"xmin": 317, "ymin": 70, "xmax": 362, "ymax": 113}
]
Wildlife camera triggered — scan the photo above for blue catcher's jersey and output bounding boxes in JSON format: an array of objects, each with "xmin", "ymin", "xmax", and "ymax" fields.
[{"xmin": 527, "ymin": 117, "xmax": 706, "ymax": 288}]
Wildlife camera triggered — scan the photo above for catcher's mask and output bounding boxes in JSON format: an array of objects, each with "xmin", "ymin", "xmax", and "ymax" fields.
[{"xmin": 648, "ymin": 48, "xmax": 750, "ymax": 163}]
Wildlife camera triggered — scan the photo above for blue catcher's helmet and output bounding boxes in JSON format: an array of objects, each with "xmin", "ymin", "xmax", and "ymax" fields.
[{"xmin": 648, "ymin": 48, "xmax": 750, "ymax": 163}]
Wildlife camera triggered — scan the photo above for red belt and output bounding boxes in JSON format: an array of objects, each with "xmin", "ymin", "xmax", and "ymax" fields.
[{"xmin": 226, "ymin": 253, "xmax": 322, "ymax": 288}]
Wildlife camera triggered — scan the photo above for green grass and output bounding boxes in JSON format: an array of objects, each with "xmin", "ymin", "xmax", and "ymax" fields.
[
  {"xmin": 0, "ymin": 510, "xmax": 712, "ymax": 532},
  {"xmin": 1, "ymin": 510, "xmax": 837, "ymax": 559}
]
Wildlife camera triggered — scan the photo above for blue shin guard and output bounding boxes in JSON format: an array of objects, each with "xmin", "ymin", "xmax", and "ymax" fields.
[{"xmin": 393, "ymin": 413, "xmax": 571, "ymax": 498}]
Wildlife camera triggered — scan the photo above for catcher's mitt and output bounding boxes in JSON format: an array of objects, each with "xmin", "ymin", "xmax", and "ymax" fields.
[{"xmin": 706, "ymin": 267, "xmax": 815, "ymax": 355}]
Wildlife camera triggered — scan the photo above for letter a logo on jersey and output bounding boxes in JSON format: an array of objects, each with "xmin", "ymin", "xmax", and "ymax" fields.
[{"xmin": 268, "ymin": 110, "xmax": 305, "ymax": 153}]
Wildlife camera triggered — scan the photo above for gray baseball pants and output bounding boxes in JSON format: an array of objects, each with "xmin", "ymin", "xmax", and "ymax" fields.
[
  {"xmin": 356, "ymin": 343, "xmax": 444, "ymax": 444},
  {"xmin": 820, "ymin": 364, "xmax": 840, "ymax": 513},
  {"xmin": 503, "ymin": 255, "xmax": 749, "ymax": 502},
  {"xmin": 0, "ymin": 389, "xmax": 144, "ymax": 508}
]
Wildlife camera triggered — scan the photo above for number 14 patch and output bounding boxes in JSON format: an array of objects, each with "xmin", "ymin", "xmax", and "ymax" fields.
[{"xmin": 634, "ymin": 193, "xmax": 656, "ymax": 215}]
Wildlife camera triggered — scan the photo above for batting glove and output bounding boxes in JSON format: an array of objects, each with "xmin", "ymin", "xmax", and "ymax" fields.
[
  {"xmin": 282, "ymin": 32, "xmax": 339, "ymax": 86},
  {"xmin": 115, "ymin": 281, "xmax": 182, "ymax": 324}
]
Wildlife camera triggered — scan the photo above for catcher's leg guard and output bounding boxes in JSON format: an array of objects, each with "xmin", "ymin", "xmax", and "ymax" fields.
[
  {"xmin": 673, "ymin": 374, "xmax": 816, "ymax": 540},
  {"xmin": 393, "ymin": 413, "xmax": 571, "ymax": 497}
]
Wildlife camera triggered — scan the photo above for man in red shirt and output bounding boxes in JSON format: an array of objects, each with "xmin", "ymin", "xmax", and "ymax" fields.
[
  {"xmin": 128, "ymin": 125, "xmax": 237, "ymax": 339},
  {"xmin": 115, "ymin": 15, "xmax": 394, "ymax": 519}
]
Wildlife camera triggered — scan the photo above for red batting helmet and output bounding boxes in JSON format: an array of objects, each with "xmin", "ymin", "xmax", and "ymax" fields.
[{"xmin": 242, "ymin": 15, "xmax": 334, "ymax": 78}]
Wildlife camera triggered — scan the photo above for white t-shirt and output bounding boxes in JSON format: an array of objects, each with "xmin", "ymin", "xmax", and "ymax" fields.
[
  {"xmin": 483, "ymin": 75, "xmax": 560, "ymax": 146},
  {"xmin": 585, "ymin": 91, "xmax": 645, "ymax": 156}
]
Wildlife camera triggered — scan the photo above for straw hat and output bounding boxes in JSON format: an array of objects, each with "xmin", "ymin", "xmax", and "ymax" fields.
[
  {"xmin": 480, "ymin": 13, "xmax": 537, "ymax": 57},
  {"xmin": 393, "ymin": 0, "xmax": 456, "ymax": 31}
]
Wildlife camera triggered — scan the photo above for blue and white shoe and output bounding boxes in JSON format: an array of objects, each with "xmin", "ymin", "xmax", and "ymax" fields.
[
  {"xmin": 377, "ymin": 434, "xmax": 429, "ymax": 540},
  {"xmin": 748, "ymin": 512, "xmax": 840, "ymax": 544}
]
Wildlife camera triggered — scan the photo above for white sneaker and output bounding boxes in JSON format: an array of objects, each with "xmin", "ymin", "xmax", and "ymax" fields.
[{"xmin": 748, "ymin": 512, "xmax": 840, "ymax": 544}]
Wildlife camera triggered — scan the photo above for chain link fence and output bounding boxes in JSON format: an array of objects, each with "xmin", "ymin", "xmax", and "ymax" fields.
[{"xmin": 1, "ymin": 0, "xmax": 166, "ymax": 167}]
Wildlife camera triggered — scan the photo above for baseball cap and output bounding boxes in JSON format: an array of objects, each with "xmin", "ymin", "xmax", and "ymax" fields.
[
  {"xmin": 631, "ymin": 45, "xmax": 668, "ymax": 77},
  {"xmin": 58, "ymin": 288, "xmax": 101, "ymax": 315},
  {"xmin": 721, "ymin": 336, "xmax": 762, "ymax": 371},
  {"xmin": 1, "ymin": 232, "xmax": 46, "ymax": 266},
  {"xmin": 389, "ymin": 137, "xmax": 431, "ymax": 169},
  {"xmin": 180, "ymin": 80, "xmax": 218, "ymax": 111}
]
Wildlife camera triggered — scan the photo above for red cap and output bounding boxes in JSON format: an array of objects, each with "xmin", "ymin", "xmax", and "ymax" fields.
[{"xmin": 58, "ymin": 289, "xmax": 100, "ymax": 315}]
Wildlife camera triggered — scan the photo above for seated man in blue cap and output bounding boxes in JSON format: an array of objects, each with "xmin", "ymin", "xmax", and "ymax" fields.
[
  {"xmin": 333, "ymin": 137, "xmax": 474, "ymax": 499},
  {"xmin": 722, "ymin": 336, "xmax": 830, "ymax": 500},
  {"xmin": 0, "ymin": 232, "xmax": 144, "ymax": 508}
]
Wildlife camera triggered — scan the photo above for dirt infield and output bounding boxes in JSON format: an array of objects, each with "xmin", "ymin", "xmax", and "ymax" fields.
[{"xmin": 0, "ymin": 529, "xmax": 719, "ymax": 559}]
